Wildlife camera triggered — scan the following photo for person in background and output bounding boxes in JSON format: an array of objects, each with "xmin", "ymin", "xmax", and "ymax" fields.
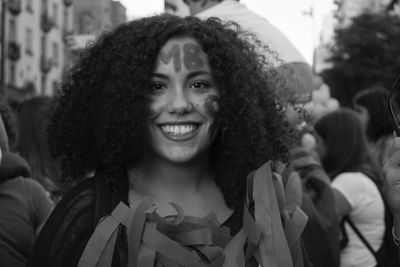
[
  {"xmin": 313, "ymin": 108, "xmax": 385, "ymax": 267},
  {"xmin": 353, "ymin": 86, "xmax": 394, "ymax": 166},
  {"xmin": 0, "ymin": 97, "xmax": 53, "ymax": 267},
  {"xmin": 383, "ymin": 137, "xmax": 400, "ymax": 261},
  {"xmin": 18, "ymin": 96, "xmax": 64, "ymax": 202},
  {"xmin": 181, "ymin": 0, "xmax": 314, "ymax": 102},
  {"xmin": 28, "ymin": 14, "xmax": 309, "ymax": 267},
  {"xmin": 283, "ymin": 74, "xmax": 340, "ymax": 267}
]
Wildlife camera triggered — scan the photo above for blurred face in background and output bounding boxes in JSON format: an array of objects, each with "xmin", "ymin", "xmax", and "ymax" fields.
[
  {"xmin": 353, "ymin": 103, "xmax": 369, "ymax": 131},
  {"xmin": 284, "ymin": 101, "xmax": 314, "ymax": 130},
  {"xmin": 314, "ymin": 131, "xmax": 326, "ymax": 160}
]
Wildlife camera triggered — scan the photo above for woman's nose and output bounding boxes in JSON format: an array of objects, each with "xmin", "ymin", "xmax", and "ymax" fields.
[{"xmin": 167, "ymin": 87, "xmax": 193, "ymax": 114}]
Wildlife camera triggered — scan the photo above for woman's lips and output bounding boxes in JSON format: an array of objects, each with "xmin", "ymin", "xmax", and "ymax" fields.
[{"xmin": 158, "ymin": 123, "xmax": 200, "ymax": 141}]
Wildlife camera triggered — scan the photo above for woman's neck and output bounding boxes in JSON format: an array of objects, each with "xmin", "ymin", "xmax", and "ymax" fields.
[
  {"xmin": 127, "ymin": 155, "xmax": 232, "ymax": 223},
  {"xmin": 129, "ymin": 155, "xmax": 214, "ymax": 202}
]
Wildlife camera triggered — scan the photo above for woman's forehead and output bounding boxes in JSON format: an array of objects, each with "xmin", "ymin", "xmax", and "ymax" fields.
[{"xmin": 155, "ymin": 37, "xmax": 210, "ymax": 72}]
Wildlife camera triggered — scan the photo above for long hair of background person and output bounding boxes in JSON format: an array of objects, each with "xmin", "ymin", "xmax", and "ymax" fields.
[
  {"xmin": 18, "ymin": 96, "xmax": 63, "ymax": 201},
  {"xmin": 314, "ymin": 108, "xmax": 383, "ymax": 187}
]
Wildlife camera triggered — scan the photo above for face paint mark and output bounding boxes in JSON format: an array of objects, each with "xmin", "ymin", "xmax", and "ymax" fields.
[
  {"xmin": 183, "ymin": 43, "xmax": 205, "ymax": 71},
  {"xmin": 204, "ymin": 94, "xmax": 219, "ymax": 118},
  {"xmin": 158, "ymin": 44, "xmax": 182, "ymax": 72},
  {"xmin": 204, "ymin": 94, "xmax": 220, "ymax": 140}
]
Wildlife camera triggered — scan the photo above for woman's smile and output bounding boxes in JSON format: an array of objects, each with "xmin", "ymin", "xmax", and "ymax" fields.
[{"xmin": 158, "ymin": 122, "xmax": 201, "ymax": 140}]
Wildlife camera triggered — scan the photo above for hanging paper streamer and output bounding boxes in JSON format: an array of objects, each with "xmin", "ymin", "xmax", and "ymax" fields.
[{"xmin": 77, "ymin": 161, "xmax": 308, "ymax": 267}]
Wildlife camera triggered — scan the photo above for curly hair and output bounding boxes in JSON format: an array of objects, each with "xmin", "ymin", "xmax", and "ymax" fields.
[
  {"xmin": 0, "ymin": 96, "xmax": 18, "ymax": 151},
  {"xmin": 48, "ymin": 14, "xmax": 293, "ymax": 215}
]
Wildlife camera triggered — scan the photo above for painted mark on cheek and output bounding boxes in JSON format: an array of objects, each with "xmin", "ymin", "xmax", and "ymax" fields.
[
  {"xmin": 183, "ymin": 43, "xmax": 205, "ymax": 70},
  {"xmin": 204, "ymin": 95, "xmax": 220, "ymax": 117},
  {"xmin": 158, "ymin": 44, "xmax": 181, "ymax": 72}
]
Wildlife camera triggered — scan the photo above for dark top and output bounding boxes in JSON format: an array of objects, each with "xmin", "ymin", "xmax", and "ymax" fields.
[
  {"xmin": 0, "ymin": 152, "xmax": 52, "ymax": 267},
  {"xmin": 27, "ymin": 172, "xmax": 241, "ymax": 267}
]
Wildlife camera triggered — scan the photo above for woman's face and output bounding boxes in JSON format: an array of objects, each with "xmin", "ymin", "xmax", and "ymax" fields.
[
  {"xmin": 353, "ymin": 103, "xmax": 369, "ymax": 131},
  {"xmin": 147, "ymin": 37, "xmax": 219, "ymax": 164},
  {"xmin": 314, "ymin": 131, "xmax": 326, "ymax": 160}
]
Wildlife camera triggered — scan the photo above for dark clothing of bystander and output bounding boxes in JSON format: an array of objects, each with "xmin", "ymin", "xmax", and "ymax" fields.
[{"xmin": 0, "ymin": 152, "xmax": 53, "ymax": 267}]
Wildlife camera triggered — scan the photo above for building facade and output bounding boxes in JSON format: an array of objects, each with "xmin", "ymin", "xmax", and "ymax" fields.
[
  {"xmin": 0, "ymin": 0, "xmax": 74, "ymax": 100},
  {"xmin": 0, "ymin": 0, "xmax": 126, "ymax": 102}
]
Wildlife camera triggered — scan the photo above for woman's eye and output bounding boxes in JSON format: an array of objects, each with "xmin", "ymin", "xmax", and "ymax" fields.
[
  {"xmin": 151, "ymin": 82, "xmax": 165, "ymax": 91},
  {"xmin": 190, "ymin": 81, "xmax": 210, "ymax": 89}
]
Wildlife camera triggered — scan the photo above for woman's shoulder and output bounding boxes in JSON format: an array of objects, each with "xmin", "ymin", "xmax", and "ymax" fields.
[
  {"xmin": 333, "ymin": 171, "xmax": 371, "ymax": 184},
  {"xmin": 332, "ymin": 172, "xmax": 381, "ymax": 199},
  {"xmin": 27, "ymin": 177, "xmax": 97, "ymax": 267}
]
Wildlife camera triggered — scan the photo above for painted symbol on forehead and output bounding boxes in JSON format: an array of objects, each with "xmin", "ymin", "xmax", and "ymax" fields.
[
  {"xmin": 204, "ymin": 95, "xmax": 220, "ymax": 117},
  {"xmin": 183, "ymin": 43, "xmax": 205, "ymax": 71},
  {"xmin": 158, "ymin": 44, "xmax": 181, "ymax": 72}
]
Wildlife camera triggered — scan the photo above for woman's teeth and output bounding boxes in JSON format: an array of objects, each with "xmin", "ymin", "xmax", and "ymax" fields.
[{"xmin": 161, "ymin": 124, "xmax": 197, "ymax": 136}]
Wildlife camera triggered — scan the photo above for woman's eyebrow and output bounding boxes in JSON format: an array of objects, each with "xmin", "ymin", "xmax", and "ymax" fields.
[
  {"xmin": 151, "ymin": 73, "xmax": 169, "ymax": 79},
  {"xmin": 187, "ymin": 71, "xmax": 210, "ymax": 79}
]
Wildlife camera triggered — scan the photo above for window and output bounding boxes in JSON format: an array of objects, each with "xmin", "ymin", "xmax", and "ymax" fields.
[
  {"xmin": 42, "ymin": 0, "xmax": 48, "ymax": 14},
  {"xmin": 26, "ymin": 0, "xmax": 33, "ymax": 12},
  {"xmin": 53, "ymin": 42, "xmax": 59, "ymax": 67},
  {"xmin": 9, "ymin": 63, "xmax": 16, "ymax": 85},
  {"xmin": 9, "ymin": 19, "xmax": 16, "ymax": 42},
  {"xmin": 63, "ymin": 8, "xmax": 69, "ymax": 31},
  {"xmin": 41, "ymin": 35, "xmax": 46, "ymax": 57},
  {"xmin": 25, "ymin": 28, "xmax": 33, "ymax": 55},
  {"xmin": 52, "ymin": 3, "xmax": 58, "ymax": 26},
  {"xmin": 79, "ymin": 13, "xmax": 95, "ymax": 34}
]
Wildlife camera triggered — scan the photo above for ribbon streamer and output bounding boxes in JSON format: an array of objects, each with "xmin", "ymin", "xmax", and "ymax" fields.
[{"xmin": 77, "ymin": 161, "xmax": 308, "ymax": 266}]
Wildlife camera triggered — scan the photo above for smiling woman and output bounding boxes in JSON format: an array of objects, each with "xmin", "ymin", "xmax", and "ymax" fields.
[
  {"xmin": 148, "ymin": 37, "xmax": 219, "ymax": 164},
  {"xmin": 27, "ymin": 14, "xmax": 307, "ymax": 267}
]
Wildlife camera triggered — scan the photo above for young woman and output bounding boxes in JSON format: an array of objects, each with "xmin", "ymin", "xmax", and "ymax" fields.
[
  {"xmin": 28, "ymin": 14, "xmax": 307, "ymax": 267},
  {"xmin": 353, "ymin": 87, "xmax": 394, "ymax": 166},
  {"xmin": 313, "ymin": 108, "xmax": 385, "ymax": 267}
]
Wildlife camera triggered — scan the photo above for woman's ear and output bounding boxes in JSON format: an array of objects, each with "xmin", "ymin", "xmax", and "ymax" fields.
[{"xmin": 0, "ymin": 115, "xmax": 9, "ymax": 152}]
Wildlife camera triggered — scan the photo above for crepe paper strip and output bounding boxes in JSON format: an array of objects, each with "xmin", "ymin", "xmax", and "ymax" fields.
[
  {"xmin": 96, "ymin": 228, "xmax": 119, "ymax": 267},
  {"xmin": 127, "ymin": 198, "xmax": 154, "ymax": 267},
  {"xmin": 111, "ymin": 201, "xmax": 135, "ymax": 227},
  {"xmin": 141, "ymin": 221, "xmax": 203, "ymax": 266},
  {"xmin": 273, "ymin": 161, "xmax": 287, "ymax": 176},
  {"xmin": 137, "ymin": 243, "xmax": 156, "ymax": 267},
  {"xmin": 271, "ymin": 172, "xmax": 287, "ymax": 212},
  {"xmin": 78, "ymin": 160, "xmax": 309, "ymax": 267},
  {"xmin": 284, "ymin": 204, "xmax": 308, "ymax": 251},
  {"xmin": 254, "ymin": 162, "xmax": 292, "ymax": 267},
  {"xmin": 222, "ymin": 229, "xmax": 247, "ymax": 267},
  {"xmin": 169, "ymin": 228, "xmax": 214, "ymax": 245},
  {"xmin": 167, "ymin": 202, "xmax": 185, "ymax": 225},
  {"xmin": 243, "ymin": 202, "xmax": 262, "ymax": 244},
  {"xmin": 244, "ymin": 242, "xmax": 257, "ymax": 263},
  {"xmin": 245, "ymin": 172, "xmax": 254, "ymax": 209},
  {"xmin": 180, "ymin": 215, "xmax": 220, "ymax": 229},
  {"xmin": 156, "ymin": 254, "xmax": 181, "ymax": 267},
  {"xmin": 285, "ymin": 172, "xmax": 303, "ymax": 207},
  {"xmin": 196, "ymin": 245, "xmax": 225, "ymax": 262},
  {"xmin": 208, "ymin": 254, "xmax": 225, "ymax": 267},
  {"xmin": 77, "ymin": 210, "xmax": 121, "ymax": 267},
  {"xmin": 209, "ymin": 227, "xmax": 232, "ymax": 248}
]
